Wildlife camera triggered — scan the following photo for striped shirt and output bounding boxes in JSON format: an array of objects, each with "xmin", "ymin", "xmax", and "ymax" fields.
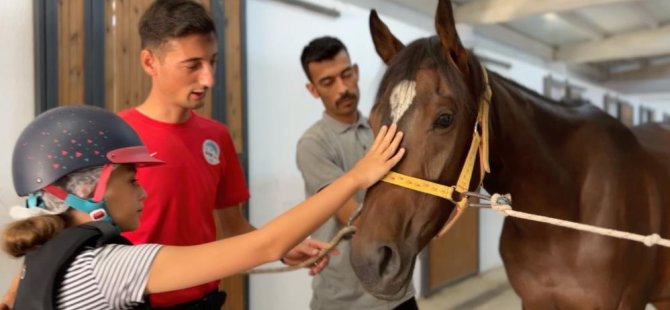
[{"xmin": 55, "ymin": 243, "xmax": 162, "ymax": 310}]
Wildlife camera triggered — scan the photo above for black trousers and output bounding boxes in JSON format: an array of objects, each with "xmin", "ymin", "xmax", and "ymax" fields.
[
  {"xmin": 393, "ymin": 296, "xmax": 419, "ymax": 310},
  {"xmin": 153, "ymin": 290, "xmax": 227, "ymax": 310}
]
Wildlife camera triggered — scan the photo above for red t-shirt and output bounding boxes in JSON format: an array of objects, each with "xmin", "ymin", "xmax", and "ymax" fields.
[{"xmin": 119, "ymin": 108, "xmax": 250, "ymax": 306}]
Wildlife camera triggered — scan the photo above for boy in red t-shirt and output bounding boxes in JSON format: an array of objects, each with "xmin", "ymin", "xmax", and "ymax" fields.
[{"xmin": 121, "ymin": 0, "xmax": 333, "ymax": 307}]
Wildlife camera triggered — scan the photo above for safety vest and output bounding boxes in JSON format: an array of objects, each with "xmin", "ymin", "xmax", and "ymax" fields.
[{"xmin": 13, "ymin": 222, "xmax": 150, "ymax": 309}]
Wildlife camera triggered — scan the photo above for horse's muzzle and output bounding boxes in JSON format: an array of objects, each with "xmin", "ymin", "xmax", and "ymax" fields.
[{"xmin": 350, "ymin": 237, "xmax": 413, "ymax": 299}]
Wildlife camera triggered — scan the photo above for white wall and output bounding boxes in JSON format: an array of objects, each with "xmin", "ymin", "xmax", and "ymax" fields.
[
  {"xmin": 0, "ymin": 0, "xmax": 35, "ymax": 296},
  {"xmin": 246, "ymin": 0, "xmax": 431, "ymax": 308}
]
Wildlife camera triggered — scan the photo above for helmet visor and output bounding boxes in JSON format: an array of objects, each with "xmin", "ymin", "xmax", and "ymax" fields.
[{"xmin": 106, "ymin": 146, "xmax": 164, "ymax": 166}]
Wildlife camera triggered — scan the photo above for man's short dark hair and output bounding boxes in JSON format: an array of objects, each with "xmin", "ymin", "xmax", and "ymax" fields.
[
  {"xmin": 139, "ymin": 0, "xmax": 216, "ymax": 50},
  {"xmin": 300, "ymin": 36, "xmax": 349, "ymax": 81}
]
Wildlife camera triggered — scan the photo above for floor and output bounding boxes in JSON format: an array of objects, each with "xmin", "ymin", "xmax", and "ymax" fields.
[
  {"xmin": 417, "ymin": 267, "xmax": 656, "ymax": 310},
  {"xmin": 417, "ymin": 268, "xmax": 519, "ymax": 310}
]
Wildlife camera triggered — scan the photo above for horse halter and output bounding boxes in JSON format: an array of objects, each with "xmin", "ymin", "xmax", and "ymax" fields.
[{"xmin": 380, "ymin": 66, "xmax": 492, "ymax": 238}]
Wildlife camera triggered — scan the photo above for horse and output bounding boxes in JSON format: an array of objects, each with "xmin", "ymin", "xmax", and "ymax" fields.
[{"xmin": 349, "ymin": 0, "xmax": 670, "ymax": 308}]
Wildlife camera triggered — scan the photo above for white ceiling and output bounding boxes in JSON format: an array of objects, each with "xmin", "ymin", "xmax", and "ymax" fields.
[{"xmin": 342, "ymin": 0, "xmax": 670, "ymax": 96}]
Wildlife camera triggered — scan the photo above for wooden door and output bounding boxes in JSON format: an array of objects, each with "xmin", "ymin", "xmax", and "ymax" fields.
[
  {"xmin": 57, "ymin": 0, "xmax": 85, "ymax": 106},
  {"xmin": 54, "ymin": 1, "xmax": 247, "ymax": 309},
  {"xmin": 422, "ymin": 207, "xmax": 479, "ymax": 295},
  {"xmin": 214, "ymin": 2, "xmax": 247, "ymax": 308}
]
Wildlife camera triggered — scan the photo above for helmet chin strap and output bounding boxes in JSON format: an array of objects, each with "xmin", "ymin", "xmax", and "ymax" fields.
[
  {"xmin": 41, "ymin": 164, "xmax": 118, "ymax": 230},
  {"xmin": 92, "ymin": 163, "xmax": 114, "ymax": 203}
]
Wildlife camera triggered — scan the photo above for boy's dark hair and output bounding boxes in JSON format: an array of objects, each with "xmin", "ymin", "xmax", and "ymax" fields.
[
  {"xmin": 139, "ymin": 0, "xmax": 216, "ymax": 50},
  {"xmin": 300, "ymin": 36, "xmax": 349, "ymax": 81}
]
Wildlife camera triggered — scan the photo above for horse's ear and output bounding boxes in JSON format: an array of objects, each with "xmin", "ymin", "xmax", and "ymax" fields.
[
  {"xmin": 370, "ymin": 9, "xmax": 404, "ymax": 64},
  {"xmin": 435, "ymin": 0, "xmax": 469, "ymax": 79}
]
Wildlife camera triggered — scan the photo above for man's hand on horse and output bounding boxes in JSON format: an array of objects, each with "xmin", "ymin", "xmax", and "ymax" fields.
[{"xmin": 282, "ymin": 239, "xmax": 339, "ymax": 276}]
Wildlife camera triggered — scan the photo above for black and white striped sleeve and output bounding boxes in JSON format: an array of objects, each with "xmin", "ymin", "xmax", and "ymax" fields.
[
  {"xmin": 57, "ymin": 243, "xmax": 162, "ymax": 310},
  {"xmin": 92, "ymin": 244, "xmax": 162, "ymax": 308}
]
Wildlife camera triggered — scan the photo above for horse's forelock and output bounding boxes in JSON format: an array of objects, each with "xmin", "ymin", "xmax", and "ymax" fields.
[
  {"xmin": 373, "ymin": 38, "xmax": 431, "ymax": 126},
  {"xmin": 373, "ymin": 37, "xmax": 478, "ymax": 126}
]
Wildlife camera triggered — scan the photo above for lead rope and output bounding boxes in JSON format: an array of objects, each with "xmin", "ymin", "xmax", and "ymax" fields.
[
  {"xmin": 469, "ymin": 193, "xmax": 670, "ymax": 248},
  {"xmin": 245, "ymin": 226, "xmax": 357, "ymax": 274}
]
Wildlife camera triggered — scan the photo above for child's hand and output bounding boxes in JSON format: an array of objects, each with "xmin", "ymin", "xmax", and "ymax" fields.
[{"xmin": 349, "ymin": 124, "xmax": 404, "ymax": 189}]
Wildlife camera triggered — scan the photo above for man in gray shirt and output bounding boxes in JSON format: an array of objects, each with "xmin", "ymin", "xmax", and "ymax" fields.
[{"xmin": 297, "ymin": 36, "xmax": 417, "ymax": 310}]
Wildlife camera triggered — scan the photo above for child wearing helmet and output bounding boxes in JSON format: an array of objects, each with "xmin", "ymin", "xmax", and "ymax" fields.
[{"xmin": 2, "ymin": 105, "xmax": 404, "ymax": 309}]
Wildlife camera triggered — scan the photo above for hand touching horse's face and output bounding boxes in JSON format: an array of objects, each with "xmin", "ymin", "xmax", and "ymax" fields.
[{"xmin": 350, "ymin": 0, "xmax": 483, "ymax": 298}]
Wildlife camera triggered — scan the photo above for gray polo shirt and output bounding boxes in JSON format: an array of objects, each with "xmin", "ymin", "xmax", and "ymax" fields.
[{"xmin": 297, "ymin": 112, "xmax": 415, "ymax": 310}]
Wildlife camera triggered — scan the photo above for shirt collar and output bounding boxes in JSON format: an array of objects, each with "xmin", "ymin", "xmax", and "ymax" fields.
[{"xmin": 321, "ymin": 111, "xmax": 370, "ymax": 134}]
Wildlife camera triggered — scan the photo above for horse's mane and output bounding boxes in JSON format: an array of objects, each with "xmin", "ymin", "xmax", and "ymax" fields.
[{"xmin": 488, "ymin": 71, "xmax": 590, "ymax": 108}]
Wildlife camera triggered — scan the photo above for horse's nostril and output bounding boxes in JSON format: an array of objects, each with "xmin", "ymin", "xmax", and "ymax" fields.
[{"xmin": 376, "ymin": 245, "xmax": 396, "ymax": 277}]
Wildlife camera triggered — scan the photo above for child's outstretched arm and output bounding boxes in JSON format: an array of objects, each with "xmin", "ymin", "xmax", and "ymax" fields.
[
  {"xmin": 146, "ymin": 124, "xmax": 404, "ymax": 293},
  {"xmin": 0, "ymin": 269, "xmax": 19, "ymax": 310}
]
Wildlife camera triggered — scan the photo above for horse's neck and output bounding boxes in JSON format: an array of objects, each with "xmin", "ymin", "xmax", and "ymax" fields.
[{"xmin": 483, "ymin": 76, "xmax": 580, "ymax": 213}]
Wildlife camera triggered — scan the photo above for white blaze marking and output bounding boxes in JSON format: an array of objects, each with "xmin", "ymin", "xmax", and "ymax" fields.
[{"xmin": 390, "ymin": 80, "xmax": 417, "ymax": 123}]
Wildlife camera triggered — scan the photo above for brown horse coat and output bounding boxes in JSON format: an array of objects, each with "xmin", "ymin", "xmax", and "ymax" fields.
[{"xmin": 350, "ymin": 1, "xmax": 670, "ymax": 308}]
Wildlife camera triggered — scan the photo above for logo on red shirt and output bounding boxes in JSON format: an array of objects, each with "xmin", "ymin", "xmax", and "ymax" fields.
[{"xmin": 202, "ymin": 139, "xmax": 220, "ymax": 165}]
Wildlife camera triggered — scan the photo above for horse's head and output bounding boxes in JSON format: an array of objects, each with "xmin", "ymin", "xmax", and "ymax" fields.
[{"xmin": 350, "ymin": 0, "xmax": 489, "ymax": 298}]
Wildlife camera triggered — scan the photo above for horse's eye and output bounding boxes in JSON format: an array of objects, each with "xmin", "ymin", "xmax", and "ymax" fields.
[{"xmin": 434, "ymin": 113, "xmax": 454, "ymax": 129}]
